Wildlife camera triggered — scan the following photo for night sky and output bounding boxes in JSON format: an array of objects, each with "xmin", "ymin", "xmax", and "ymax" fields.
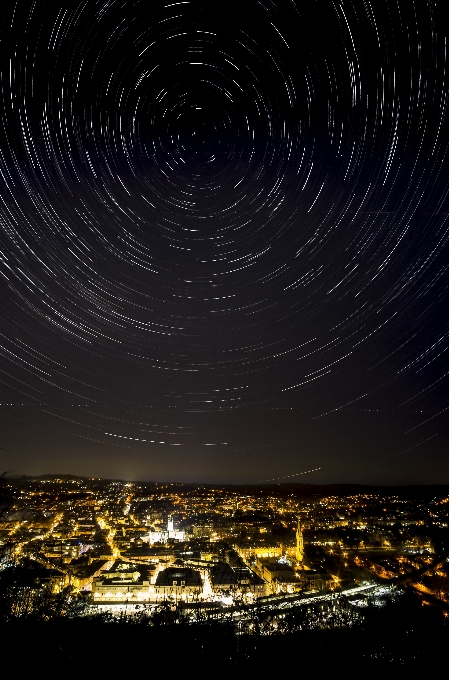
[{"xmin": 0, "ymin": 1, "xmax": 448, "ymax": 485}]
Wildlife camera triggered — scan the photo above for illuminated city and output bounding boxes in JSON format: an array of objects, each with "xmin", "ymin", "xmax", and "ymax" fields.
[{"xmin": 2, "ymin": 476, "xmax": 448, "ymax": 615}]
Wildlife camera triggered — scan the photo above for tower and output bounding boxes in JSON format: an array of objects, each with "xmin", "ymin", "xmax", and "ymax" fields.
[{"xmin": 296, "ymin": 517, "xmax": 304, "ymax": 563}]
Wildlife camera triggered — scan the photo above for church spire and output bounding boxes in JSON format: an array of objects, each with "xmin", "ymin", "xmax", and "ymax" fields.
[{"xmin": 296, "ymin": 517, "xmax": 304, "ymax": 563}]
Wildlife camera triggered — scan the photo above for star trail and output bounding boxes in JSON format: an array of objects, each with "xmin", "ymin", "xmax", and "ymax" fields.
[{"xmin": 0, "ymin": 1, "xmax": 448, "ymax": 484}]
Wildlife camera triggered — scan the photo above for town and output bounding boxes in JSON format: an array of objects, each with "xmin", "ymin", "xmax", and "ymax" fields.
[{"xmin": 1, "ymin": 476, "xmax": 449, "ymax": 616}]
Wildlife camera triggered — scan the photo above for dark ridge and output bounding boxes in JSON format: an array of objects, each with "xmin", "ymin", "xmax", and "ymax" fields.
[{"xmin": 8, "ymin": 475, "xmax": 449, "ymax": 500}]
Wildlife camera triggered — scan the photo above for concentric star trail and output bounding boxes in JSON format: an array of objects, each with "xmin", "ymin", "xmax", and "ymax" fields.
[
  {"xmin": 260, "ymin": 468, "xmax": 322, "ymax": 483},
  {"xmin": 0, "ymin": 1, "xmax": 448, "ymax": 484}
]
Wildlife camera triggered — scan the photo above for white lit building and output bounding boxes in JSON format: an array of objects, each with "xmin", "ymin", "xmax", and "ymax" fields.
[{"xmin": 146, "ymin": 516, "xmax": 184, "ymax": 544}]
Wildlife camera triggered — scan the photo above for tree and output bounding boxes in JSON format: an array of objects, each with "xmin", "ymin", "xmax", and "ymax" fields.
[
  {"xmin": 0, "ymin": 470, "xmax": 13, "ymax": 517},
  {"xmin": 0, "ymin": 560, "xmax": 91, "ymax": 622}
]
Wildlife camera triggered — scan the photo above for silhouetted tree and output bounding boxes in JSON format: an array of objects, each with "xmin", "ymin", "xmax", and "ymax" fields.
[{"xmin": 0, "ymin": 470, "xmax": 13, "ymax": 516}]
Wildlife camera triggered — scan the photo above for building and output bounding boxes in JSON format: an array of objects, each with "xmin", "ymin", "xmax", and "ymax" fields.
[
  {"xmin": 212, "ymin": 563, "xmax": 264, "ymax": 593},
  {"xmin": 258, "ymin": 560, "xmax": 299, "ymax": 594},
  {"xmin": 300, "ymin": 567, "xmax": 332, "ymax": 592},
  {"xmin": 232, "ymin": 566, "xmax": 265, "ymax": 595},
  {"xmin": 147, "ymin": 530, "xmax": 169, "ymax": 544},
  {"xmin": 147, "ymin": 516, "xmax": 185, "ymax": 544},
  {"xmin": 210, "ymin": 563, "xmax": 237, "ymax": 592},
  {"xmin": 154, "ymin": 566, "xmax": 202, "ymax": 598},
  {"xmin": 119, "ymin": 545, "xmax": 173, "ymax": 563},
  {"xmin": 41, "ymin": 539, "xmax": 80, "ymax": 560},
  {"xmin": 70, "ymin": 559, "xmax": 109, "ymax": 590},
  {"xmin": 192, "ymin": 522, "xmax": 212, "ymax": 539},
  {"xmin": 92, "ymin": 560, "xmax": 151, "ymax": 602},
  {"xmin": 234, "ymin": 540, "xmax": 282, "ymax": 562},
  {"xmin": 296, "ymin": 518, "xmax": 304, "ymax": 563}
]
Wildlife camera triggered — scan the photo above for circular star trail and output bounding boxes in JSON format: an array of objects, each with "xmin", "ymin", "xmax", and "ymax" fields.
[{"xmin": 0, "ymin": 1, "xmax": 448, "ymax": 484}]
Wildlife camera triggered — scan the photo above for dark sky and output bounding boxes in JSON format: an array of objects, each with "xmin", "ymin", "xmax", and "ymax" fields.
[{"xmin": 0, "ymin": 1, "xmax": 448, "ymax": 485}]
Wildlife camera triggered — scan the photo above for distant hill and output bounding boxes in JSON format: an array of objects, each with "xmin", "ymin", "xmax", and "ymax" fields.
[{"xmin": 7, "ymin": 475, "xmax": 449, "ymax": 500}]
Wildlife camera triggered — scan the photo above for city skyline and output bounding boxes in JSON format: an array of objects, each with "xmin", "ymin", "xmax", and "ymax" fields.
[
  {"xmin": 1, "ymin": 473, "xmax": 447, "ymax": 668},
  {"xmin": 1, "ymin": 1, "xmax": 448, "ymax": 485}
]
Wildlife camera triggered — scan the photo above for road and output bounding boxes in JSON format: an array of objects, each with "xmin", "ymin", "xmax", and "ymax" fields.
[{"xmin": 185, "ymin": 581, "xmax": 388, "ymax": 621}]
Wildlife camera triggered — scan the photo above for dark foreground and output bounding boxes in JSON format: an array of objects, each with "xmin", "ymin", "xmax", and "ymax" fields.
[{"xmin": 2, "ymin": 591, "xmax": 447, "ymax": 674}]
